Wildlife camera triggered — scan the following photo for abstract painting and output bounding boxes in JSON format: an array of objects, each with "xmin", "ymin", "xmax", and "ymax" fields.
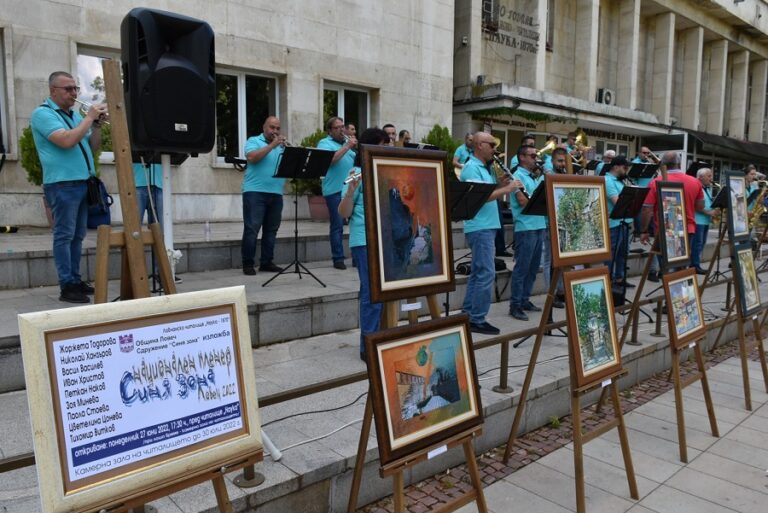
[
  {"xmin": 662, "ymin": 269, "xmax": 706, "ymax": 349},
  {"xmin": 657, "ymin": 182, "xmax": 690, "ymax": 269},
  {"xmin": 365, "ymin": 315, "xmax": 482, "ymax": 466}
]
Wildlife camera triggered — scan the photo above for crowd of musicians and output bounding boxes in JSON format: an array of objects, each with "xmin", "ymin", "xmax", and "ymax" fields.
[{"xmin": 31, "ymin": 74, "xmax": 765, "ymax": 345}]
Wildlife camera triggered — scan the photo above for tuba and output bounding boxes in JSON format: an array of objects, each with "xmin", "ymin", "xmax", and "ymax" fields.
[
  {"xmin": 536, "ymin": 140, "xmax": 557, "ymax": 159},
  {"xmin": 749, "ymin": 181, "xmax": 768, "ymax": 230}
]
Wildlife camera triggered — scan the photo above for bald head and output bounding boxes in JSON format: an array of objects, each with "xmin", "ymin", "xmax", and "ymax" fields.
[
  {"xmin": 262, "ymin": 116, "xmax": 281, "ymax": 142},
  {"xmin": 661, "ymin": 151, "xmax": 680, "ymax": 167}
]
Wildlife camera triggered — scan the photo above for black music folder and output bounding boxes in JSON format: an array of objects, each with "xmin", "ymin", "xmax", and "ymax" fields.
[
  {"xmin": 449, "ymin": 181, "xmax": 496, "ymax": 222},
  {"xmin": 521, "ymin": 182, "xmax": 546, "ymax": 216}
]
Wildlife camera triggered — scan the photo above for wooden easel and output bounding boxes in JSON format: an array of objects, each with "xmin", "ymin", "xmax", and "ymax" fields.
[
  {"xmin": 570, "ymin": 369, "xmax": 639, "ymax": 513},
  {"xmin": 667, "ymin": 337, "xmax": 719, "ymax": 462},
  {"xmin": 729, "ymin": 293, "xmax": 768, "ymax": 410},
  {"xmin": 346, "ymin": 294, "xmax": 488, "ymax": 513},
  {"xmin": 93, "ymin": 60, "xmax": 175, "ymax": 304}
]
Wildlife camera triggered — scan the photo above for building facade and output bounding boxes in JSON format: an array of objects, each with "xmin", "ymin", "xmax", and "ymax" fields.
[
  {"xmin": 454, "ymin": 0, "xmax": 768, "ymax": 178},
  {"xmin": 0, "ymin": 0, "xmax": 455, "ymax": 226}
]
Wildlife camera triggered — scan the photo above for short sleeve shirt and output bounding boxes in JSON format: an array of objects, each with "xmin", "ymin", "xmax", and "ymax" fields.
[
  {"xmin": 696, "ymin": 185, "xmax": 714, "ymax": 226},
  {"xmin": 643, "ymin": 171, "xmax": 703, "ymax": 234},
  {"xmin": 242, "ymin": 134, "xmax": 286, "ymax": 194},
  {"xmin": 318, "ymin": 136, "xmax": 356, "ymax": 196},
  {"xmin": 133, "ymin": 163, "xmax": 163, "ymax": 189},
  {"xmin": 341, "ymin": 166, "xmax": 366, "ymax": 248},
  {"xmin": 604, "ymin": 173, "xmax": 632, "ymax": 228},
  {"xmin": 460, "ymin": 155, "xmax": 500, "ymax": 233},
  {"xmin": 30, "ymin": 97, "xmax": 96, "ymax": 184},
  {"xmin": 510, "ymin": 167, "xmax": 546, "ymax": 232},
  {"xmin": 454, "ymin": 144, "xmax": 472, "ymax": 165}
]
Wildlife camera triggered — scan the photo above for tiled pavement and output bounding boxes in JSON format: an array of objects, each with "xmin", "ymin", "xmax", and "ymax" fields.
[{"xmin": 359, "ymin": 342, "xmax": 768, "ymax": 513}]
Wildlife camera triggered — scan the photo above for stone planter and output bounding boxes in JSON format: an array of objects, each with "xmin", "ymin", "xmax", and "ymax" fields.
[{"xmin": 307, "ymin": 195, "xmax": 329, "ymax": 222}]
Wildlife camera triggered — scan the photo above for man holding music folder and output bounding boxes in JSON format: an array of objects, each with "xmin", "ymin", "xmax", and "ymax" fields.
[
  {"xmin": 604, "ymin": 156, "xmax": 633, "ymax": 286},
  {"xmin": 460, "ymin": 132, "xmax": 520, "ymax": 335}
]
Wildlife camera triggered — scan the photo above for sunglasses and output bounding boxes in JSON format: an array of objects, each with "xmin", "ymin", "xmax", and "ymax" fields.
[{"xmin": 53, "ymin": 86, "xmax": 81, "ymax": 93}]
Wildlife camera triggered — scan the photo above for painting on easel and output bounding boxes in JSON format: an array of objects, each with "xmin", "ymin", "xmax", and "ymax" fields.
[
  {"xmin": 657, "ymin": 182, "xmax": 691, "ymax": 269},
  {"xmin": 732, "ymin": 241, "xmax": 762, "ymax": 317},
  {"xmin": 563, "ymin": 268, "xmax": 623, "ymax": 388},
  {"xmin": 365, "ymin": 315, "xmax": 482, "ymax": 466},
  {"xmin": 726, "ymin": 171, "xmax": 750, "ymax": 242},
  {"xmin": 662, "ymin": 268, "xmax": 706, "ymax": 349}
]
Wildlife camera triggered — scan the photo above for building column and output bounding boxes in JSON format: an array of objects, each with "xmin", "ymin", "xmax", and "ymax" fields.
[
  {"xmin": 574, "ymin": 0, "xmax": 599, "ymax": 101},
  {"xmin": 617, "ymin": 0, "xmax": 640, "ymax": 109},
  {"xmin": 652, "ymin": 12, "xmax": 675, "ymax": 125},
  {"xmin": 681, "ymin": 27, "xmax": 703, "ymax": 130},
  {"xmin": 728, "ymin": 50, "xmax": 750, "ymax": 139},
  {"xmin": 706, "ymin": 39, "xmax": 729, "ymax": 135},
  {"xmin": 748, "ymin": 60, "xmax": 768, "ymax": 142},
  {"xmin": 534, "ymin": 0, "xmax": 547, "ymax": 90}
]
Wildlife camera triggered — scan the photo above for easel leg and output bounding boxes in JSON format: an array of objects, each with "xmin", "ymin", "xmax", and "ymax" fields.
[
  {"xmin": 736, "ymin": 305, "xmax": 753, "ymax": 411},
  {"xmin": 211, "ymin": 475, "xmax": 233, "ymax": 513},
  {"xmin": 610, "ymin": 384, "xmax": 639, "ymax": 500},
  {"xmin": 752, "ymin": 317, "xmax": 768, "ymax": 394},
  {"xmin": 671, "ymin": 350, "xmax": 688, "ymax": 463},
  {"xmin": 571, "ymin": 394, "xmax": 586, "ymax": 513},
  {"xmin": 694, "ymin": 342, "xmax": 720, "ymax": 437},
  {"xmin": 120, "ymin": 248, "xmax": 133, "ymax": 300},
  {"xmin": 346, "ymin": 395, "xmax": 373, "ymax": 513},
  {"xmin": 502, "ymin": 268, "xmax": 561, "ymax": 463},
  {"xmin": 393, "ymin": 471, "xmax": 405, "ymax": 513},
  {"xmin": 427, "ymin": 294, "xmax": 442, "ymax": 319},
  {"xmin": 462, "ymin": 439, "xmax": 488, "ymax": 513},
  {"xmin": 94, "ymin": 225, "xmax": 111, "ymax": 304}
]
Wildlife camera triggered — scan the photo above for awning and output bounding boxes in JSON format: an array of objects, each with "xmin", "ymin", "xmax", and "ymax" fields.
[{"xmin": 687, "ymin": 129, "xmax": 768, "ymax": 164}]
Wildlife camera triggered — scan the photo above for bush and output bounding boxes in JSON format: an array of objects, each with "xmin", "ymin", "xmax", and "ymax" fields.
[
  {"xmin": 421, "ymin": 124, "xmax": 461, "ymax": 176},
  {"xmin": 19, "ymin": 124, "xmax": 103, "ymax": 187},
  {"xmin": 289, "ymin": 129, "xmax": 328, "ymax": 196}
]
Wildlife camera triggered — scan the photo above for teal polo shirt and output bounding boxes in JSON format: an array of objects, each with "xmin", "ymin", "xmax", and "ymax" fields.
[
  {"xmin": 510, "ymin": 167, "xmax": 546, "ymax": 232},
  {"xmin": 696, "ymin": 186, "xmax": 714, "ymax": 226},
  {"xmin": 631, "ymin": 157, "xmax": 654, "ymax": 187},
  {"xmin": 30, "ymin": 97, "xmax": 96, "ymax": 184},
  {"xmin": 747, "ymin": 182, "xmax": 759, "ymax": 208},
  {"xmin": 133, "ymin": 163, "xmax": 163, "ymax": 188},
  {"xmin": 605, "ymin": 173, "xmax": 632, "ymax": 228},
  {"xmin": 460, "ymin": 156, "xmax": 500, "ymax": 233},
  {"xmin": 454, "ymin": 144, "xmax": 472, "ymax": 165},
  {"xmin": 318, "ymin": 136, "xmax": 356, "ymax": 196},
  {"xmin": 242, "ymin": 134, "xmax": 286, "ymax": 194},
  {"xmin": 341, "ymin": 166, "xmax": 366, "ymax": 247}
]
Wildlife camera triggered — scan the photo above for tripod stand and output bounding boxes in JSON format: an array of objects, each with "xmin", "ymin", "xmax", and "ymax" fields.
[{"xmin": 263, "ymin": 146, "xmax": 334, "ymax": 288}]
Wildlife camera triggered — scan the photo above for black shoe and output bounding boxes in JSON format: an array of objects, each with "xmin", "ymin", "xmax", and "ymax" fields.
[
  {"xmin": 333, "ymin": 260, "xmax": 347, "ymax": 270},
  {"xmin": 647, "ymin": 271, "xmax": 660, "ymax": 283},
  {"xmin": 60, "ymin": 283, "xmax": 90, "ymax": 304},
  {"xmin": 552, "ymin": 299, "xmax": 565, "ymax": 309},
  {"xmin": 259, "ymin": 263, "xmax": 282, "ymax": 273},
  {"xmin": 470, "ymin": 322, "xmax": 501, "ymax": 335},
  {"xmin": 78, "ymin": 281, "xmax": 95, "ymax": 295},
  {"xmin": 496, "ymin": 251, "xmax": 513, "ymax": 257},
  {"xmin": 243, "ymin": 266, "xmax": 256, "ymax": 276},
  {"xmin": 509, "ymin": 307, "xmax": 529, "ymax": 321},
  {"xmin": 522, "ymin": 301, "xmax": 542, "ymax": 312},
  {"xmin": 695, "ymin": 267, "xmax": 707, "ymax": 275}
]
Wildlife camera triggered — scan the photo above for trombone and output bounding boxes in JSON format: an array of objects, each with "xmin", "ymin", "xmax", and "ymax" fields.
[{"xmin": 74, "ymin": 98, "xmax": 110, "ymax": 126}]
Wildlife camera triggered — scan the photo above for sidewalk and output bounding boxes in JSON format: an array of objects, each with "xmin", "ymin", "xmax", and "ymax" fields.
[{"xmin": 363, "ymin": 350, "xmax": 768, "ymax": 513}]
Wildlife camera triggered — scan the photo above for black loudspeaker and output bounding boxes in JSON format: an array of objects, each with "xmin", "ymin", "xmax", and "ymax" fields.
[{"xmin": 121, "ymin": 8, "xmax": 215, "ymax": 154}]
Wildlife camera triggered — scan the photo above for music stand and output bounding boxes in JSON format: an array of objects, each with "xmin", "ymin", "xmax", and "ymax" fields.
[
  {"xmin": 610, "ymin": 186, "xmax": 649, "ymax": 307},
  {"xmin": 445, "ymin": 181, "xmax": 496, "ymax": 315},
  {"xmin": 599, "ymin": 162, "xmax": 614, "ymax": 177},
  {"xmin": 686, "ymin": 160, "xmax": 710, "ymax": 178},
  {"xmin": 628, "ymin": 163, "xmax": 659, "ymax": 183},
  {"xmin": 586, "ymin": 159, "xmax": 601, "ymax": 174},
  {"xmin": 263, "ymin": 147, "xmax": 334, "ymax": 287},
  {"xmin": 708, "ymin": 185, "xmax": 731, "ymax": 283}
]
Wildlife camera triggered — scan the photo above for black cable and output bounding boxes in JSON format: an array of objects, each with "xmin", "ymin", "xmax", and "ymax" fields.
[
  {"xmin": 261, "ymin": 390, "xmax": 368, "ymax": 428},
  {"xmin": 477, "ymin": 353, "xmax": 568, "ymax": 378}
]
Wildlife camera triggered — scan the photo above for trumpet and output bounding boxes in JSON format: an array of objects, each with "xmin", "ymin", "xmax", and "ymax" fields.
[{"xmin": 74, "ymin": 98, "xmax": 110, "ymax": 126}]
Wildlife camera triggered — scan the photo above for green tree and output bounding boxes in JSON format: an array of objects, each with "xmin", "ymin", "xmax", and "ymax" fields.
[{"xmin": 421, "ymin": 125, "xmax": 461, "ymax": 177}]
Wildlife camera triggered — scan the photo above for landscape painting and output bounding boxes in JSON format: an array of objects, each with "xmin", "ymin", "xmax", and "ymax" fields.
[
  {"xmin": 365, "ymin": 316, "xmax": 482, "ymax": 466},
  {"xmin": 663, "ymin": 269, "xmax": 706, "ymax": 349},
  {"xmin": 734, "ymin": 243, "xmax": 761, "ymax": 316},
  {"xmin": 563, "ymin": 268, "xmax": 623, "ymax": 388},
  {"xmin": 546, "ymin": 175, "xmax": 611, "ymax": 267},
  {"xmin": 727, "ymin": 172, "xmax": 750, "ymax": 241}
]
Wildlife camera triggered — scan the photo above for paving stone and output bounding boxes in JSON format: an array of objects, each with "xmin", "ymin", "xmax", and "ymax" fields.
[
  {"xmin": 480, "ymin": 479, "xmax": 570, "ymax": 513},
  {"xmin": 723, "ymin": 425, "xmax": 768, "ymax": 451},
  {"xmin": 579, "ymin": 437, "xmax": 683, "ymax": 483},
  {"xmin": 639, "ymin": 484, "xmax": 740, "ymax": 513},
  {"xmin": 601, "ymin": 428, "xmax": 702, "ymax": 464},
  {"xmin": 707, "ymin": 438, "xmax": 768, "ymax": 475},
  {"xmin": 622, "ymin": 411, "xmax": 719, "ymax": 451},
  {"xmin": 665, "ymin": 467, "xmax": 767, "ymax": 513},
  {"xmin": 652, "ymin": 390, "xmax": 751, "ymax": 426},
  {"xmin": 631, "ymin": 399, "xmax": 732, "ymax": 436},
  {"xmin": 687, "ymin": 452, "xmax": 768, "ymax": 495}
]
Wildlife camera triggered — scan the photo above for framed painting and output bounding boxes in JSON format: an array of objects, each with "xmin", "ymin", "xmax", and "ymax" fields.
[
  {"xmin": 732, "ymin": 241, "xmax": 762, "ymax": 317},
  {"xmin": 726, "ymin": 171, "xmax": 750, "ymax": 242},
  {"xmin": 662, "ymin": 268, "xmax": 706, "ymax": 349},
  {"xmin": 563, "ymin": 267, "xmax": 623, "ymax": 388},
  {"xmin": 546, "ymin": 174, "xmax": 611, "ymax": 268},
  {"xmin": 365, "ymin": 315, "xmax": 482, "ymax": 467},
  {"xmin": 656, "ymin": 181, "xmax": 690, "ymax": 269},
  {"xmin": 362, "ymin": 145, "xmax": 454, "ymax": 303}
]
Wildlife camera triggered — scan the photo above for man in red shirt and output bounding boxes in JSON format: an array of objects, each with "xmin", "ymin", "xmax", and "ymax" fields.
[{"xmin": 639, "ymin": 152, "xmax": 704, "ymax": 277}]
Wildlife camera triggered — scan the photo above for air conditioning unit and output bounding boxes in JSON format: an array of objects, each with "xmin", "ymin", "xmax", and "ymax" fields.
[{"xmin": 596, "ymin": 88, "xmax": 616, "ymax": 106}]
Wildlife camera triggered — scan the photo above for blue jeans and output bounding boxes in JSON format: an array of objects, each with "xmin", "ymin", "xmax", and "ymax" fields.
[
  {"xmin": 325, "ymin": 192, "xmax": 345, "ymax": 262},
  {"xmin": 691, "ymin": 224, "xmax": 710, "ymax": 269},
  {"xmin": 352, "ymin": 246, "xmax": 382, "ymax": 356},
  {"xmin": 242, "ymin": 192, "xmax": 283, "ymax": 268},
  {"xmin": 44, "ymin": 180, "xmax": 88, "ymax": 288},
  {"xmin": 608, "ymin": 225, "xmax": 629, "ymax": 280},
  {"xmin": 136, "ymin": 185, "xmax": 163, "ymax": 228},
  {"xmin": 510, "ymin": 229, "xmax": 544, "ymax": 309},
  {"xmin": 540, "ymin": 231, "xmax": 564, "ymax": 295},
  {"xmin": 462, "ymin": 229, "xmax": 496, "ymax": 324}
]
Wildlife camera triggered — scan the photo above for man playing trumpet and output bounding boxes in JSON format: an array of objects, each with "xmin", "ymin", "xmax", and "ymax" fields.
[{"xmin": 31, "ymin": 71, "xmax": 107, "ymax": 303}]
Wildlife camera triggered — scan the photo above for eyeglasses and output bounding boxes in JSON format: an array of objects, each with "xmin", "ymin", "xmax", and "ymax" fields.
[
  {"xmin": 53, "ymin": 86, "xmax": 81, "ymax": 93},
  {"xmin": 479, "ymin": 141, "xmax": 497, "ymax": 148}
]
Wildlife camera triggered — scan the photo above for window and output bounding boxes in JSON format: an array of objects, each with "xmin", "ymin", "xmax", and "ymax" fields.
[
  {"xmin": 546, "ymin": 0, "xmax": 555, "ymax": 52},
  {"xmin": 0, "ymin": 31, "xmax": 9, "ymax": 154},
  {"xmin": 323, "ymin": 83, "xmax": 369, "ymax": 131},
  {"xmin": 482, "ymin": 0, "xmax": 500, "ymax": 33},
  {"xmin": 77, "ymin": 48, "xmax": 120, "ymax": 158},
  {"xmin": 215, "ymin": 70, "xmax": 277, "ymax": 159}
]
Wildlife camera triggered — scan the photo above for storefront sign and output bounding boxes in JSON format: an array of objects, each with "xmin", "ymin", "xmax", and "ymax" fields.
[{"xmin": 483, "ymin": 1, "xmax": 539, "ymax": 54}]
